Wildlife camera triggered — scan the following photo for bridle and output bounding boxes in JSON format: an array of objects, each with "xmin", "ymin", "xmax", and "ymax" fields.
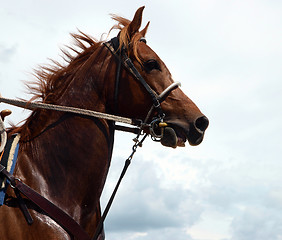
[
  {"xmin": 104, "ymin": 36, "xmax": 181, "ymax": 142},
  {"xmin": 0, "ymin": 36, "xmax": 181, "ymax": 146},
  {"xmin": 0, "ymin": 35, "xmax": 181, "ymax": 240}
]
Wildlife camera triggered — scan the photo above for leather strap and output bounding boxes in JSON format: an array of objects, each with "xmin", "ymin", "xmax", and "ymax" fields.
[
  {"xmin": 104, "ymin": 39, "xmax": 163, "ymax": 117},
  {"xmin": 0, "ymin": 164, "xmax": 91, "ymax": 240},
  {"xmin": 14, "ymin": 187, "xmax": 34, "ymax": 225}
]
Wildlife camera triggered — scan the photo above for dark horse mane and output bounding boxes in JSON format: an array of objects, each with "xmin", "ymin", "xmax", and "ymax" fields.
[{"xmin": 12, "ymin": 14, "xmax": 149, "ymax": 138}]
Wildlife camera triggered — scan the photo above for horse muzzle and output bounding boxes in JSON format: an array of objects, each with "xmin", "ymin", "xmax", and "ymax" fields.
[{"xmin": 158, "ymin": 115, "xmax": 209, "ymax": 148}]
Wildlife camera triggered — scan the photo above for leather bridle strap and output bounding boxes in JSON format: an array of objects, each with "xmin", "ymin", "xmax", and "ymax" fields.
[
  {"xmin": 104, "ymin": 38, "xmax": 163, "ymax": 117},
  {"xmin": 92, "ymin": 133, "xmax": 148, "ymax": 240},
  {"xmin": 0, "ymin": 164, "xmax": 91, "ymax": 240},
  {"xmin": 122, "ymin": 53, "xmax": 162, "ymax": 110}
]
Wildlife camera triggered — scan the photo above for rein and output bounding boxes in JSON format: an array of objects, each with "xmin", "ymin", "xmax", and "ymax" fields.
[
  {"xmin": 0, "ymin": 97, "xmax": 141, "ymax": 126},
  {"xmin": 0, "ymin": 36, "xmax": 181, "ymax": 240}
]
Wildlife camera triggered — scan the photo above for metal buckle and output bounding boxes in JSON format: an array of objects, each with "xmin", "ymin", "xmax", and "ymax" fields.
[{"xmin": 149, "ymin": 117, "xmax": 167, "ymax": 141}]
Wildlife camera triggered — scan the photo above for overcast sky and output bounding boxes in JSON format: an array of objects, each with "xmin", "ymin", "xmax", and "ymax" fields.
[{"xmin": 1, "ymin": 1, "xmax": 282, "ymax": 240}]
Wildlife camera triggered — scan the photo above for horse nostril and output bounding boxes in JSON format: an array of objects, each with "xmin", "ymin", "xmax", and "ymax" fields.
[{"xmin": 195, "ymin": 116, "xmax": 209, "ymax": 132}]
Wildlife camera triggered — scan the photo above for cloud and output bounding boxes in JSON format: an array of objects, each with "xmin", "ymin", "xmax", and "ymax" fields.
[
  {"xmin": 101, "ymin": 134, "xmax": 282, "ymax": 240},
  {"xmin": 0, "ymin": 44, "xmax": 17, "ymax": 63},
  {"xmin": 230, "ymin": 205, "xmax": 282, "ymax": 240},
  {"xmin": 102, "ymin": 155, "xmax": 203, "ymax": 235},
  {"xmin": 106, "ymin": 228, "xmax": 194, "ymax": 240},
  {"xmin": 102, "ymin": 103, "xmax": 282, "ymax": 239}
]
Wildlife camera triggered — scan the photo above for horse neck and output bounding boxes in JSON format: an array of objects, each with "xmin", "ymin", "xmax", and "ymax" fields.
[{"xmin": 16, "ymin": 44, "xmax": 117, "ymax": 227}]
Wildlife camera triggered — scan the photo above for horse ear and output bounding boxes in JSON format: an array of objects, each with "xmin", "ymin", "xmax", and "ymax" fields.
[
  {"xmin": 140, "ymin": 21, "xmax": 150, "ymax": 37},
  {"xmin": 128, "ymin": 6, "xmax": 145, "ymax": 37}
]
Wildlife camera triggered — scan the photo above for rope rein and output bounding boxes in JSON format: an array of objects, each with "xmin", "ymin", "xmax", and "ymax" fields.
[{"xmin": 0, "ymin": 97, "xmax": 140, "ymax": 126}]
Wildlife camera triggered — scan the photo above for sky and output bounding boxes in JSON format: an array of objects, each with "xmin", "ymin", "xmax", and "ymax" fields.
[{"xmin": 1, "ymin": 1, "xmax": 282, "ymax": 240}]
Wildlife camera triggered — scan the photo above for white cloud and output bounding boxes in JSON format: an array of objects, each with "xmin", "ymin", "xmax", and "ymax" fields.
[
  {"xmin": 0, "ymin": 44, "xmax": 17, "ymax": 63},
  {"xmin": 102, "ymin": 154, "xmax": 203, "ymax": 234},
  {"xmin": 230, "ymin": 205, "xmax": 282, "ymax": 240}
]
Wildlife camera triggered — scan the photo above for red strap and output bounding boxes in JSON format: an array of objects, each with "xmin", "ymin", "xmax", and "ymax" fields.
[
  {"xmin": 0, "ymin": 165, "xmax": 91, "ymax": 240},
  {"xmin": 15, "ymin": 180, "xmax": 91, "ymax": 240}
]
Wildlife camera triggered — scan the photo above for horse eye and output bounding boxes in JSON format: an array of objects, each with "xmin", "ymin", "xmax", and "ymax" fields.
[{"xmin": 143, "ymin": 59, "xmax": 161, "ymax": 73}]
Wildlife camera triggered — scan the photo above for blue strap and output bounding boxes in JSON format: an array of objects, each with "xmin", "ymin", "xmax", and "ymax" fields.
[{"xmin": 0, "ymin": 134, "xmax": 20, "ymax": 205}]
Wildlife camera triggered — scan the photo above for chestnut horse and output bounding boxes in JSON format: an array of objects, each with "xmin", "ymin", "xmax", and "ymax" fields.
[{"xmin": 0, "ymin": 7, "xmax": 208, "ymax": 240}]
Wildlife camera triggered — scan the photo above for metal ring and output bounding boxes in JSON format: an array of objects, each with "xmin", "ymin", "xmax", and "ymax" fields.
[
  {"xmin": 9, "ymin": 178, "xmax": 21, "ymax": 189},
  {"xmin": 149, "ymin": 118, "xmax": 164, "ymax": 140}
]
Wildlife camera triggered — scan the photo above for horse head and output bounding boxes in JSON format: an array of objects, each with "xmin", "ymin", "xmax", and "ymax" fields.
[{"xmin": 110, "ymin": 6, "xmax": 209, "ymax": 147}]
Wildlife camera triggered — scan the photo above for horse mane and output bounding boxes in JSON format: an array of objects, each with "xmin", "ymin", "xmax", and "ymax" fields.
[
  {"xmin": 27, "ymin": 14, "xmax": 146, "ymax": 104},
  {"xmin": 9, "ymin": 13, "xmax": 147, "ymax": 137},
  {"xmin": 28, "ymin": 31, "xmax": 100, "ymax": 104}
]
